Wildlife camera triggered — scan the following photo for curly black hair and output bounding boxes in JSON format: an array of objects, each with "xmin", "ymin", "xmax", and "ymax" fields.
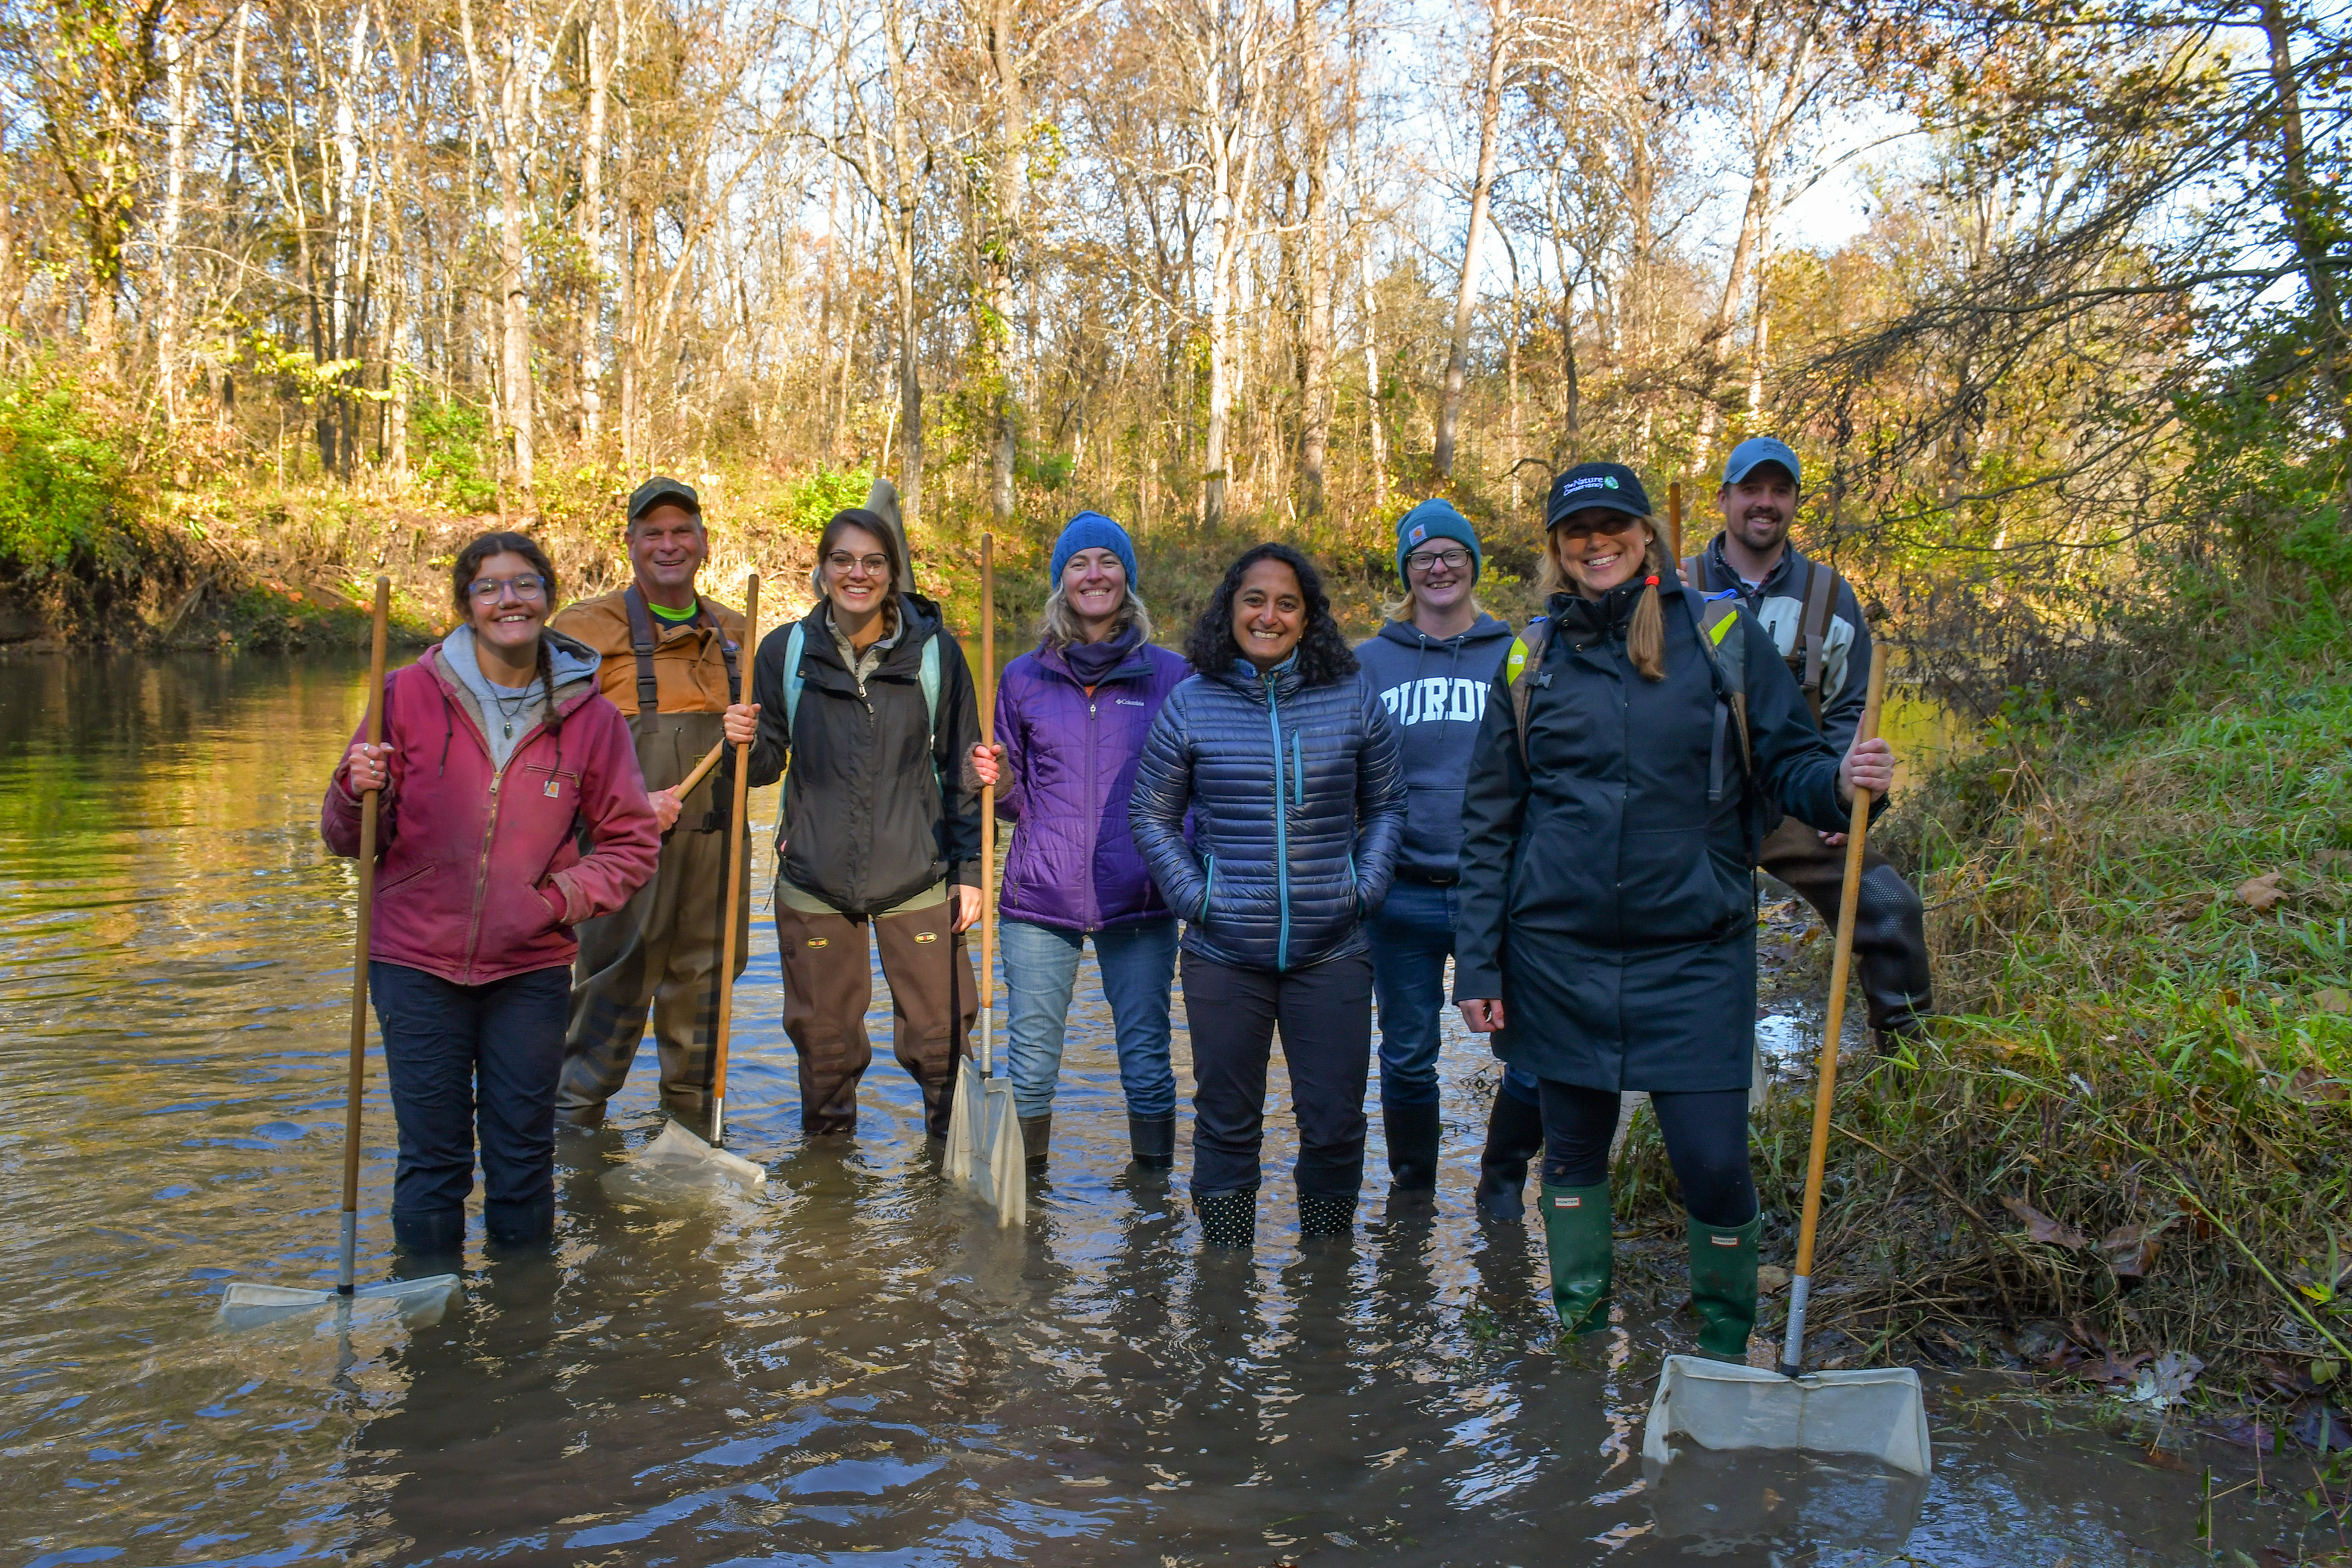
[{"xmin": 1183, "ymin": 541, "xmax": 1360, "ymax": 686}]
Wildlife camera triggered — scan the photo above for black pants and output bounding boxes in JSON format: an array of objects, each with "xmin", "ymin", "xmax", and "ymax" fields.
[
  {"xmin": 1538, "ymin": 1081, "xmax": 1756, "ymax": 1228},
  {"xmin": 1181, "ymin": 949, "xmax": 1372, "ymax": 1199},
  {"xmin": 371, "ymin": 961, "xmax": 570, "ymax": 1224}
]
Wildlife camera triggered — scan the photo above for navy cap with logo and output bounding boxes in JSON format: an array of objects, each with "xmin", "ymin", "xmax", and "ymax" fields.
[
  {"xmin": 1544, "ymin": 462, "xmax": 1652, "ymax": 529},
  {"xmin": 1721, "ymin": 436, "xmax": 1801, "ymax": 489},
  {"xmin": 626, "ymin": 474, "xmax": 702, "ymax": 521}
]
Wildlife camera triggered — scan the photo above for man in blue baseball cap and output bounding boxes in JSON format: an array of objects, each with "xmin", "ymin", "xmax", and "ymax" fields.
[{"xmin": 1680, "ymin": 437, "xmax": 1933, "ymax": 1051}]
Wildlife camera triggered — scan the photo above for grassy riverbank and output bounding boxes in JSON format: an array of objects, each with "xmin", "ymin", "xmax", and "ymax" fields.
[{"xmin": 1618, "ymin": 589, "xmax": 2352, "ymax": 1443}]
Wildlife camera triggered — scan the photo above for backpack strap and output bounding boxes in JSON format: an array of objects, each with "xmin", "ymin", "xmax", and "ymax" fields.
[
  {"xmin": 1688, "ymin": 585, "xmax": 1751, "ymax": 806},
  {"xmin": 708, "ymin": 600, "xmax": 742, "ymax": 705},
  {"xmin": 1795, "ymin": 559, "xmax": 1838, "ymax": 727},
  {"xmin": 621, "ymin": 587, "xmax": 661, "ymax": 720},
  {"xmin": 920, "ymin": 634, "xmax": 941, "ymax": 737},
  {"xmin": 782, "ymin": 621, "xmax": 807, "ymax": 738},
  {"xmin": 1503, "ymin": 617, "xmax": 1554, "ymax": 770}
]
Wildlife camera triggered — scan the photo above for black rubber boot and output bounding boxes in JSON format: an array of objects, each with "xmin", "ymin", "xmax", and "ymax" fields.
[
  {"xmin": 1382, "ymin": 1102, "xmax": 1443, "ymax": 1194},
  {"xmin": 1195, "ymin": 1188, "xmax": 1257, "ymax": 1249},
  {"xmin": 1019, "ymin": 1113, "xmax": 1052, "ymax": 1173},
  {"xmin": 393, "ymin": 1205, "xmax": 466, "ymax": 1259},
  {"xmin": 1128, "ymin": 1113, "xmax": 1177, "ymax": 1169},
  {"xmin": 1298, "ymin": 1191, "xmax": 1358, "ymax": 1240},
  {"xmin": 553, "ymin": 1100, "xmax": 607, "ymax": 1130},
  {"xmin": 483, "ymin": 1196, "xmax": 555, "ymax": 1248},
  {"xmin": 1475, "ymin": 1086, "xmax": 1546, "ymax": 1221}
]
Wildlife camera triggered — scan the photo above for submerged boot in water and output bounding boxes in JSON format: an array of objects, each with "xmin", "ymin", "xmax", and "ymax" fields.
[
  {"xmin": 1474, "ymin": 1086, "xmax": 1545, "ymax": 1221},
  {"xmin": 1019, "ymin": 1113, "xmax": 1052, "ymax": 1173},
  {"xmin": 393, "ymin": 1205, "xmax": 466, "ymax": 1260},
  {"xmin": 1687, "ymin": 1213, "xmax": 1762, "ymax": 1360},
  {"xmin": 485, "ymin": 1196, "xmax": 556, "ymax": 1248},
  {"xmin": 1127, "ymin": 1113, "xmax": 1176, "ymax": 1169},
  {"xmin": 1298, "ymin": 1191, "xmax": 1358, "ymax": 1241},
  {"xmin": 1195, "ymin": 1188, "xmax": 1257, "ymax": 1249},
  {"xmin": 1539, "ymin": 1183, "xmax": 1614, "ymax": 1335},
  {"xmin": 1382, "ymin": 1102, "xmax": 1442, "ymax": 1194}
]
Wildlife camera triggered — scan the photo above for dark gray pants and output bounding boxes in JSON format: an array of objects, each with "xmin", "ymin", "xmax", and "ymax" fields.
[{"xmin": 1182, "ymin": 949, "xmax": 1373, "ymax": 1200}]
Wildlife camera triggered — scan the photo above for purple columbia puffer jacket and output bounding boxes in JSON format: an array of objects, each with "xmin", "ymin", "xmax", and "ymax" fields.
[{"xmin": 995, "ymin": 638, "xmax": 1192, "ymax": 931}]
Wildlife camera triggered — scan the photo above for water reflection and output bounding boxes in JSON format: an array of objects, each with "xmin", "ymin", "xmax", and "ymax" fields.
[{"xmin": 0, "ymin": 651, "xmax": 2279, "ymax": 1566}]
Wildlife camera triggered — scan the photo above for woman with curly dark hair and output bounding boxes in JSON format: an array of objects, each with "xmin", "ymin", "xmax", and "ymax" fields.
[{"xmin": 1131, "ymin": 542, "xmax": 1407, "ymax": 1250}]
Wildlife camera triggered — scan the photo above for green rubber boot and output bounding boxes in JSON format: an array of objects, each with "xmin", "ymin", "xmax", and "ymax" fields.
[
  {"xmin": 1688, "ymin": 1213, "xmax": 1763, "ymax": 1360},
  {"xmin": 1538, "ymin": 1183, "xmax": 1614, "ymax": 1335}
]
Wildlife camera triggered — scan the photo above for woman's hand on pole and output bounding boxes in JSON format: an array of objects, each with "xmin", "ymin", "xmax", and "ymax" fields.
[
  {"xmin": 722, "ymin": 702, "xmax": 760, "ymax": 747},
  {"xmin": 1458, "ymin": 998, "xmax": 1507, "ymax": 1033},
  {"xmin": 647, "ymin": 787, "xmax": 683, "ymax": 832},
  {"xmin": 343, "ymin": 741, "xmax": 391, "ymax": 794},
  {"xmin": 970, "ymin": 742, "xmax": 1005, "ymax": 789},
  {"xmin": 1837, "ymin": 736, "xmax": 1895, "ymax": 802},
  {"xmin": 951, "ymin": 883, "xmax": 983, "ymax": 934}
]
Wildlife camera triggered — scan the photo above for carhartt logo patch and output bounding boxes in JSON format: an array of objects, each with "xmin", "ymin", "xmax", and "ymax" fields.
[
  {"xmin": 542, "ymin": 780, "xmax": 561, "ymax": 798},
  {"xmin": 806, "ymin": 938, "xmax": 828, "ymax": 949},
  {"xmin": 1710, "ymin": 1233, "xmax": 1742, "ymax": 1247},
  {"xmin": 913, "ymin": 930, "xmax": 939, "ymax": 943},
  {"xmin": 1408, "ymin": 523, "xmax": 1428, "ymax": 544}
]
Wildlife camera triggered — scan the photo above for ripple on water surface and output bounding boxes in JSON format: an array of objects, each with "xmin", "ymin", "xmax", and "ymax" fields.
[{"xmin": 0, "ymin": 652, "xmax": 2274, "ymax": 1565}]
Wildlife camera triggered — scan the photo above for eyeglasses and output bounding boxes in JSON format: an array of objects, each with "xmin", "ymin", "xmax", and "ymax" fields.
[
  {"xmin": 1405, "ymin": 547, "xmax": 1471, "ymax": 574},
  {"xmin": 467, "ymin": 574, "xmax": 547, "ymax": 601},
  {"xmin": 826, "ymin": 552, "xmax": 892, "ymax": 578}
]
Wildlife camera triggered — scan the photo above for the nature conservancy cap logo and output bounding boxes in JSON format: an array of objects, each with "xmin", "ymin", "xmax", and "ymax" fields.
[{"xmin": 1556, "ymin": 474, "xmax": 1618, "ymax": 498}]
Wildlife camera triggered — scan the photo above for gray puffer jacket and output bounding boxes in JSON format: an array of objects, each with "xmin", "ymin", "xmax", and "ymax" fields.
[{"xmin": 1130, "ymin": 656, "xmax": 1407, "ymax": 972}]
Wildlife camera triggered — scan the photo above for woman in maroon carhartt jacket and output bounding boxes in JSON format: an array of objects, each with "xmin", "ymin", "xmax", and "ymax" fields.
[{"xmin": 323, "ymin": 532, "xmax": 659, "ymax": 1255}]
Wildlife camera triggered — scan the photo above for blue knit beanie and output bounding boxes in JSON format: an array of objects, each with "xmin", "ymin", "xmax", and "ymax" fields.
[
  {"xmin": 1394, "ymin": 498, "xmax": 1481, "ymax": 581},
  {"xmin": 1049, "ymin": 510, "xmax": 1141, "ymax": 589}
]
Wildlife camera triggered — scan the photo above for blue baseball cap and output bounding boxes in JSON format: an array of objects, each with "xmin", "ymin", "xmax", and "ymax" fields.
[{"xmin": 1722, "ymin": 437, "xmax": 1801, "ymax": 489}]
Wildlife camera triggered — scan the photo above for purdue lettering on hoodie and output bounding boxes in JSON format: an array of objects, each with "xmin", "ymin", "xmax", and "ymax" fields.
[{"xmin": 1352, "ymin": 612, "xmax": 1514, "ymax": 883}]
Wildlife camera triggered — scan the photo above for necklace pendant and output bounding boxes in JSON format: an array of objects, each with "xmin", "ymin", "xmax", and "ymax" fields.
[{"xmin": 502, "ymin": 721, "xmax": 514, "ymax": 738}]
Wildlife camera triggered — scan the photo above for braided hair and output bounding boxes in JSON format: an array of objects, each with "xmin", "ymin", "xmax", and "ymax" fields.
[{"xmin": 451, "ymin": 530, "xmax": 566, "ymax": 738}]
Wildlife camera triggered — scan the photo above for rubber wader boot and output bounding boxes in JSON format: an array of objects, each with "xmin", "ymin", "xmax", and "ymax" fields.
[
  {"xmin": 1688, "ymin": 1213, "xmax": 1763, "ymax": 1360},
  {"xmin": 554, "ymin": 1100, "xmax": 607, "ymax": 1131},
  {"xmin": 393, "ymin": 1206, "xmax": 466, "ymax": 1260},
  {"xmin": 1382, "ymin": 1102, "xmax": 1443, "ymax": 1194},
  {"xmin": 1298, "ymin": 1191, "xmax": 1358, "ymax": 1240},
  {"xmin": 1196, "ymin": 1188, "xmax": 1257, "ymax": 1249},
  {"xmin": 1128, "ymin": 1113, "xmax": 1176, "ymax": 1169},
  {"xmin": 1475, "ymin": 1087, "xmax": 1545, "ymax": 1221},
  {"xmin": 485, "ymin": 1196, "xmax": 557, "ymax": 1248},
  {"xmin": 1019, "ymin": 1113, "xmax": 1052, "ymax": 1173},
  {"xmin": 1539, "ymin": 1183, "xmax": 1614, "ymax": 1335}
]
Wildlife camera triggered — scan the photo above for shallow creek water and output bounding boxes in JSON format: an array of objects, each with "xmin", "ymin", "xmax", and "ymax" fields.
[{"xmin": 0, "ymin": 653, "xmax": 2293, "ymax": 1566}]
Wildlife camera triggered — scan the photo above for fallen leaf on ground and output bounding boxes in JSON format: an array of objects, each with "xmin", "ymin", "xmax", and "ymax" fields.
[
  {"xmin": 2202, "ymin": 1414, "xmax": 2278, "ymax": 1451},
  {"xmin": 1757, "ymin": 1264, "xmax": 1790, "ymax": 1294},
  {"xmin": 2085, "ymin": 1350, "xmax": 2152, "ymax": 1384},
  {"xmin": 2238, "ymin": 872, "xmax": 2287, "ymax": 911},
  {"xmin": 2289, "ymin": 1066, "xmax": 2347, "ymax": 1104},
  {"xmin": 2002, "ymin": 1195, "xmax": 2088, "ymax": 1250},
  {"xmin": 2315, "ymin": 987, "xmax": 2352, "ymax": 1015},
  {"xmin": 2294, "ymin": 1405, "xmax": 2352, "ymax": 1452},
  {"xmin": 2140, "ymin": 1443, "xmax": 2189, "ymax": 1470},
  {"xmin": 2131, "ymin": 1350, "xmax": 2204, "ymax": 1407},
  {"xmin": 2100, "ymin": 1217, "xmax": 2177, "ymax": 1279}
]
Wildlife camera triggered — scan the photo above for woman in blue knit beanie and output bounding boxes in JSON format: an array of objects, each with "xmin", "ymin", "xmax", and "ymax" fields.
[{"xmin": 982, "ymin": 512, "xmax": 1192, "ymax": 1173}]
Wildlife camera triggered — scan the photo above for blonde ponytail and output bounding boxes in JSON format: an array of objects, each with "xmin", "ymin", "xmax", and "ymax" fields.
[{"xmin": 1624, "ymin": 527, "xmax": 1671, "ymax": 682}]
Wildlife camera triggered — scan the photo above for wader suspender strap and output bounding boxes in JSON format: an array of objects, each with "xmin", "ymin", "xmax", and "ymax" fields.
[
  {"xmin": 623, "ymin": 587, "xmax": 661, "ymax": 721},
  {"xmin": 1796, "ymin": 560, "xmax": 1837, "ymax": 727}
]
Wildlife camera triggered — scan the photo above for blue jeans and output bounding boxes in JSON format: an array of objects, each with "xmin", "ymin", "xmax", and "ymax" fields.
[
  {"xmin": 1369, "ymin": 879, "xmax": 1539, "ymax": 1110},
  {"xmin": 370, "ymin": 961, "xmax": 570, "ymax": 1222},
  {"xmin": 1001, "ymin": 918, "xmax": 1179, "ymax": 1119}
]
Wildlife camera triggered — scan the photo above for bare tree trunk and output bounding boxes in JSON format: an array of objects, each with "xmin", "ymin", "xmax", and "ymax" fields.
[
  {"xmin": 1545, "ymin": 169, "xmax": 1580, "ymax": 463},
  {"xmin": 578, "ymin": 0, "xmax": 610, "ymax": 446},
  {"xmin": 1190, "ymin": 0, "xmax": 1269, "ymax": 530},
  {"xmin": 1296, "ymin": 0, "xmax": 1333, "ymax": 514},
  {"xmin": 329, "ymin": 3, "xmax": 370, "ymax": 482},
  {"xmin": 2262, "ymin": 0, "xmax": 2352, "ymax": 517},
  {"xmin": 158, "ymin": 16, "xmax": 195, "ymax": 439},
  {"xmin": 461, "ymin": 0, "xmax": 536, "ymax": 494},
  {"xmin": 1433, "ymin": 0, "xmax": 1508, "ymax": 481},
  {"xmin": 985, "ymin": 0, "xmax": 1026, "ymax": 531}
]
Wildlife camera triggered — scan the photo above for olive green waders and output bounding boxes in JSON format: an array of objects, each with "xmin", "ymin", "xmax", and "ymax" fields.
[{"xmin": 556, "ymin": 610, "xmax": 747, "ymax": 1133}]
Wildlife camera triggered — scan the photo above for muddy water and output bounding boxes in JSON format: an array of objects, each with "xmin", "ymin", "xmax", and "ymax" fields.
[{"xmin": 0, "ymin": 653, "xmax": 2296, "ymax": 1567}]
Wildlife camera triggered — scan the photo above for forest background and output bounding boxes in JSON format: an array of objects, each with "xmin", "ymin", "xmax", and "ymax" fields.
[{"xmin": 3, "ymin": 0, "xmax": 2352, "ymax": 1413}]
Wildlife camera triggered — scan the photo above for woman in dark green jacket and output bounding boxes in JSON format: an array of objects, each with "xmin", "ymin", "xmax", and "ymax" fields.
[{"xmin": 1452, "ymin": 462, "xmax": 1894, "ymax": 1360}]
